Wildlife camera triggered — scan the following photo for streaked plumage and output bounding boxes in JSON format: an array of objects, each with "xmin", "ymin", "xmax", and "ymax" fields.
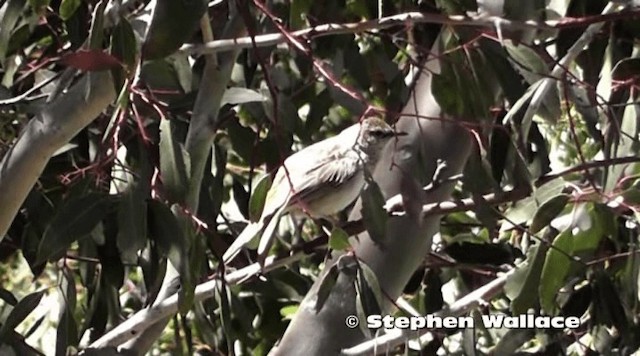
[{"xmin": 223, "ymin": 116, "xmax": 396, "ymax": 265}]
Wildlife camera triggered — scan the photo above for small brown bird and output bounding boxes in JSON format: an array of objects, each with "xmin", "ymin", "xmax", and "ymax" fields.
[{"xmin": 223, "ymin": 116, "xmax": 398, "ymax": 265}]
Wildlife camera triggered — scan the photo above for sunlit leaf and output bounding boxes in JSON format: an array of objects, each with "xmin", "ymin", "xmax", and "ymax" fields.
[
  {"xmin": 329, "ymin": 227, "xmax": 351, "ymax": 251},
  {"xmin": 248, "ymin": 173, "xmax": 272, "ymax": 222},
  {"xmin": 0, "ymin": 290, "xmax": 45, "ymax": 342}
]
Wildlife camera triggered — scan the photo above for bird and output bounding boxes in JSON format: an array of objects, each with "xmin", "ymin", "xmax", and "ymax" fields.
[{"xmin": 222, "ymin": 115, "xmax": 399, "ymax": 265}]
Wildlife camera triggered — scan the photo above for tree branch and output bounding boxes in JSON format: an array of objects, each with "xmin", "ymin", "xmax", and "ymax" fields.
[
  {"xmin": 341, "ymin": 269, "xmax": 515, "ymax": 355},
  {"xmin": 0, "ymin": 71, "xmax": 116, "ymax": 241},
  {"xmin": 180, "ymin": 8, "xmax": 640, "ymax": 55}
]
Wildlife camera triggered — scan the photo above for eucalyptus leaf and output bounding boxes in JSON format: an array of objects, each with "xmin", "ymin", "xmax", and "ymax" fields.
[
  {"xmin": 314, "ymin": 264, "xmax": 339, "ymax": 313},
  {"xmin": 36, "ymin": 193, "xmax": 111, "ymax": 265},
  {"xmin": 222, "ymin": 87, "xmax": 267, "ymax": 106},
  {"xmin": 248, "ymin": 173, "xmax": 272, "ymax": 222},
  {"xmin": 329, "ymin": 227, "xmax": 351, "ymax": 251},
  {"xmin": 159, "ymin": 118, "xmax": 191, "ymax": 203},
  {"xmin": 0, "ymin": 290, "xmax": 45, "ymax": 342},
  {"xmin": 530, "ymin": 194, "xmax": 570, "ymax": 233},
  {"xmin": 360, "ymin": 181, "xmax": 387, "ymax": 244}
]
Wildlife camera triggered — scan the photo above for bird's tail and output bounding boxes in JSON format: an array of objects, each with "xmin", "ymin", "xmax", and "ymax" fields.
[
  {"xmin": 222, "ymin": 222, "xmax": 263, "ymax": 264},
  {"xmin": 223, "ymin": 204, "xmax": 289, "ymax": 266},
  {"xmin": 256, "ymin": 206, "xmax": 287, "ymax": 266}
]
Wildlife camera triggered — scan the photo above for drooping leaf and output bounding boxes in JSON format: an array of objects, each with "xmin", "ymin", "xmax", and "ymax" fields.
[
  {"xmin": 214, "ymin": 283, "xmax": 234, "ymax": 355},
  {"xmin": 159, "ymin": 118, "xmax": 191, "ymax": 203},
  {"xmin": 110, "ymin": 18, "xmax": 137, "ymax": 69},
  {"xmin": 148, "ymin": 200, "xmax": 187, "ymax": 274},
  {"xmin": 0, "ymin": 0, "xmax": 27, "ymax": 60},
  {"xmin": 505, "ymin": 242, "xmax": 549, "ymax": 315},
  {"xmin": 354, "ymin": 260, "xmax": 382, "ymax": 338},
  {"xmin": 504, "ymin": 178, "xmax": 566, "ymax": 227},
  {"xmin": 36, "ymin": 193, "xmax": 111, "ymax": 265},
  {"xmin": 248, "ymin": 173, "xmax": 272, "ymax": 222},
  {"xmin": 591, "ymin": 270, "xmax": 630, "ymax": 332},
  {"xmin": 142, "ymin": 0, "xmax": 207, "ymax": 60},
  {"xmin": 539, "ymin": 228, "xmax": 574, "ymax": 314},
  {"xmin": 221, "ymin": 88, "xmax": 267, "ymax": 106},
  {"xmin": 110, "ymin": 17, "xmax": 138, "ymax": 87},
  {"xmin": 59, "ymin": 0, "xmax": 81, "ymax": 20},
  {"xmin": 314, "ymin": 263, "xmax": 339, "ymax": 313},
  {"xmin": 232, "ymin": 177, "xmax": 250, "ymax": 219},
  {"xmin": 360, "ymin": 181, "xmax": 387, "ymax": 244},
  {"xmin": 0, "ymin": 290, "xmax": 45, "ymax": 342},
  {"xmin": 530, "ymin": 194, "xmax": 570, "ymax": 233},
  {"xmin": 605, "ymin": 96, "xmax": 638, "ymax": 192},
  {"xmin": 539, "ymin": 204, "xmax": 604, "ymax": 314},
  {"xmin": 87, "ymin": 0, "xmax": 107, "ymax": 51},
  {"xmin": 56, "ymin": 269, "xmax": 79, "ymax": 355},
  {"xmin": 116, "ymin": 161, "xmax": 149, "ymax": 265},
  {"xmin": 0, "ymin": 288, "xmax": 18, "ymax": 306}
]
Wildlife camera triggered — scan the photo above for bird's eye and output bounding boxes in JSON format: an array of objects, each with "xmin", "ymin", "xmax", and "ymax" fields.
[{"xmin": 371, "ymin": 129, "xmax": 391, "ymax": 138}]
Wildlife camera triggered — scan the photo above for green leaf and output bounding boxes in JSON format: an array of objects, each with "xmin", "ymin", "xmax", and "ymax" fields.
[
  {"xmin": 110, "ymin": 18, "xmax": 137, "ymax": 68},
  {"xmin": 214, "ymin": 283, "xmax": 234, "ymax": 354},
  {"xmin": 530, "ymin": 194, "xmax": 570, "ymax": 233},
  {"xmin": 248, "ymin": 173, "xmax": 272, "ymax": 222},
  {"xmin": 504, "ymin": 178, "xmax": 565, "ymax": 227},
  {"xmin": 221, "ymin": 88, "xmax": 267, "ymax": 106},
  {"xmin": 87, "ymin": 0, "xmax": 107, "ymax": 50},
  {"xmin": 539, "ymin": 228, "xmax": 574, "ymax": 314},
  {"xmin": 360, "ymin": 181, "xmax": 387, "ymax": 244},
  {"xmin": 539, "ymin": 204, "xmax": 603, "ymax": 314},
  {"xmin": 605, "ymin": 97, "xmax": 638, "ymax": 192},
  {"xmin": 591, "ymin": 271, "xmax": 630, "ymax": 331},
  {"xmin": 148, "ymin": 200, "xmax": 187, "ymax": 275},
  {"xmin": 314, "ymin": 264, "xmax": 339, "ymax": 313},
  {"xmin": 0, "ymin": 0, "xmax": 26, "ymax": 60},
  {"xmin": 142, "ymin": 0, "xmax": 207, "ymax": 60},
  {"xmin": 354, "ymin": 261, "xmax": 382, "ymax": 338},
  {"xmin": 56, "ymin": 269, "xmax": 78, "ymax": 355},
  {"xmin": 505, "ymin": 242, "xmax": 548, "ymax": 315},
  {"xmin": 36, "ymin": 193, "xmax": 110, "ymax": 265},
  {"xmin": 0, "ymin": 288, "xmax": 17, "ymax": 306},
  {"xmin": 505, "ymin": 41, "xmax": 548, "ymax": 83},
  {"xmin": 117, "ymin": 175, "xmax": 148, "ymax": 265},
  {"xmin": 329, "ymin": 227, "xmax": 351, "ymax": 251},
  {"xmin": 110, "ymin": 17, "xmax": 138, "ymax": 88},
  {"xmin": 290, "ymin": 0, "xmax": 312, "ymax": 29},
  {"xmin": 159, "ymin": 118, "xmax": 191, "ymax": 203},
  {"xmin": 280, "ymin": 305, "xmax": 299, "ymax": 320},
  {"xmin": 0, "ymin": 290, "xmax": 45, "ymax": 342},
  {"xmin": 59, "ymin": 0, "xmax": 81, "ymax": 20}
]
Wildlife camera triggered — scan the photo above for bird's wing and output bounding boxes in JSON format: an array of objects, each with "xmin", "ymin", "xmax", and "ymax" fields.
[
  {"xmin": 289, "ymin": 150, "xmax": 361, "ymax": 204},
  {"xmin": 260, "ymin": 126, "xmax": 360, "ymax": 217}
]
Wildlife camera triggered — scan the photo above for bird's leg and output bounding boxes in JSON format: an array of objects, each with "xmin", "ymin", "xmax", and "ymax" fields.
[
  {"xmin": 316, "ymin": 216, "xmax": 340, "ymax": 236},
  {"xmin": 289, "ymin": 214, "xmax": 305, "ymax": 246}
]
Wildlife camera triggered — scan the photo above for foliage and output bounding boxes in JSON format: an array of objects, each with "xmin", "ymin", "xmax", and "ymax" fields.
[{"xmin": 0, "ymin": 0, "xmax": 639, "ymax": 354}]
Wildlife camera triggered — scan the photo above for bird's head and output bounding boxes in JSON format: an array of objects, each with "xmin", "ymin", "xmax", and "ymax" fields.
[{"xmin": 356, "ymin": 116, "xmax": 399, "ymax": 155}]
